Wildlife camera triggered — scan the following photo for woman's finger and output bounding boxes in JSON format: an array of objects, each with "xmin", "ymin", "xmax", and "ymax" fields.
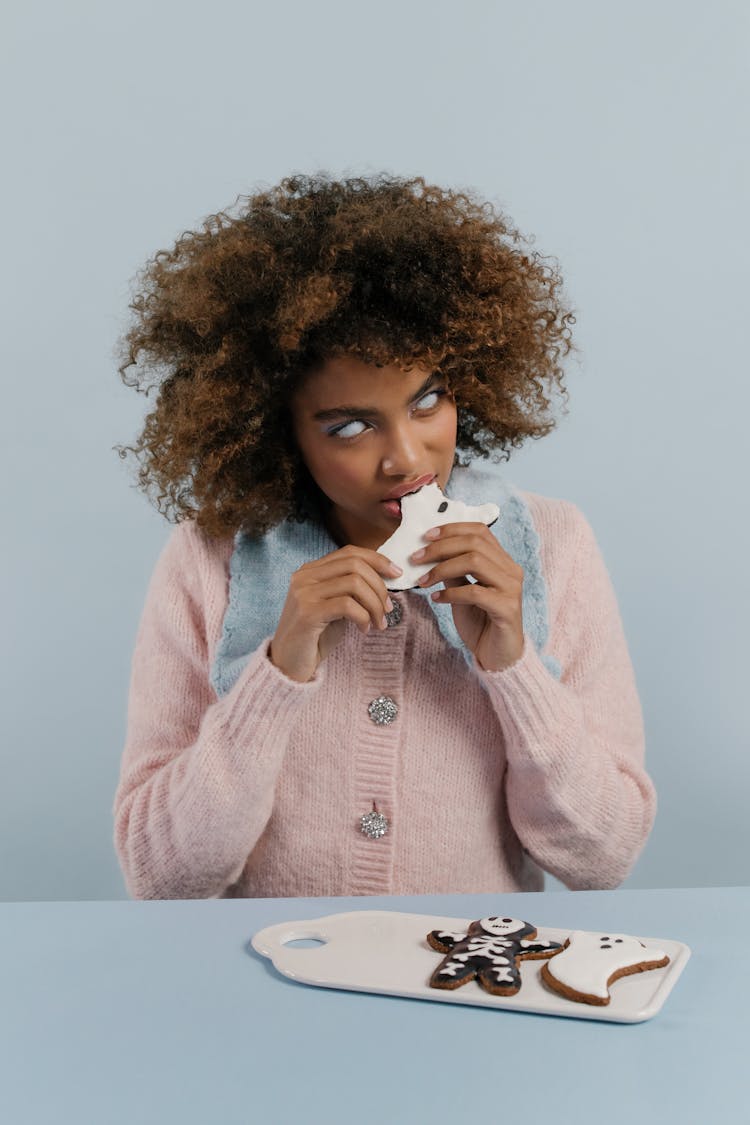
[
  {"xmin": 416, "ymin": 548, "xmax": 515, "ymax": 591},
  {"xmin": 411, "ymin": 529, "xmax": 508, "ymax": 564},
  {"xmin": 301, "ymin": 573, "xmax": 391, "ymax": 631},
  {"xmin": 296, "ymin": 553, "xmax": 397, "ymax": 619},
  {"xmin": 304, "ymin": 546, "xmax": 402, "ymax": 582}
]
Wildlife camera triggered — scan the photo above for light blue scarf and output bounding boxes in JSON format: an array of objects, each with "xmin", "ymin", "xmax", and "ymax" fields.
[{"xmin": 210, "ymin": 458, "xmax": 561, "ymax": 697}]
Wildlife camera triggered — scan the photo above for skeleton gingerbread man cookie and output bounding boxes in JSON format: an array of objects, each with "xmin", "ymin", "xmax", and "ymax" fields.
[
  {"xmin": 427, "ymin": 916, "xmax": 563, "ymax": 997},
  {"xmin": 540, "ymin": 931, "xmax": 670, "ymax": 1006},
  {"xmin": 377, "ymin": 482, "xmax": 500, "ymax": 591}
]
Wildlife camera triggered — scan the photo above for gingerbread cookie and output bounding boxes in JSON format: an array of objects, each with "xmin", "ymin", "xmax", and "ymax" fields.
[
  {"xmin": 427, "ymin": 916, "xmax": 563, "ymax": 997},
  {"xmin": 540, "ymin": 931, "xmax": 670, "ymax": 1006},
  {"xmin": 377, "ymin": 482, "xmax": 500, "ymax": 591}
]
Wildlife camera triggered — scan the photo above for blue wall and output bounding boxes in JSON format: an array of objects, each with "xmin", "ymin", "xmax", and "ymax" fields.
[{"xmin": 1, "ymin": 0, "xmax": 747, "ymax": 898}]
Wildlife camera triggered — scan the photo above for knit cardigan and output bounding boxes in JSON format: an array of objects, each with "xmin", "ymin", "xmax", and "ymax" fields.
[{"xmin": 114, "ymin": 485, "xmax": 656, "ymax": 899}]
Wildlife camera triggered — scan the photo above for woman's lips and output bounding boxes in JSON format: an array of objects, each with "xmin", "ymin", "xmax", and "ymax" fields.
[
  {"xmin": 382, "ymin": 473, "xmax": 436, "ymax": 502},
  {"xmin": 380, "ymin": 475, "xmax": 437, "ymax": 519}
]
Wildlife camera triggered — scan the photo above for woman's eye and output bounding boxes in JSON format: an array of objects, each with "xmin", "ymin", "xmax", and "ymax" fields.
[
  {"xmin": 327, "ymin": 388, "xmax": 447, "ymax": 440},
  {"xmin": 415, "ymin": 388, "xmax": 446, "ymax": 411},
  {"xmin": 329, "ymin": 419, "xmax": 368, "ymax": 439}
]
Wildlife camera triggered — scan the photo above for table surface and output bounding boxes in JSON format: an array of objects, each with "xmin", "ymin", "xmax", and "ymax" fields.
[{"xmin": 1, "ymin": 886, "xmax": 747, "ymax": 1124}]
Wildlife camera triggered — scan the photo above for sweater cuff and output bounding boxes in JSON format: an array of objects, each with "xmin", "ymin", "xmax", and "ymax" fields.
[
  {"xmin": 473, "ymin": 637, "xmax": 577, "ymax": 765},
  {"xmin": 218, "ymin": 635, "xmax": 326, "ymax": 748}
]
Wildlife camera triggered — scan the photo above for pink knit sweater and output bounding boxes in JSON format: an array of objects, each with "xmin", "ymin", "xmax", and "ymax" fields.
[{"xmin": 114, "ymin": 492, "xmax": 655, "ymax": 899}]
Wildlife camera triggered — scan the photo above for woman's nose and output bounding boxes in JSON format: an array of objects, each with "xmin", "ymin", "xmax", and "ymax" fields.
[{"xmin": 381, "ymin": 425, "xmax": 421, "ymax": 475}]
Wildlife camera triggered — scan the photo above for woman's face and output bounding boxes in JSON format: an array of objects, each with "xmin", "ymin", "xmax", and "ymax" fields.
[{"xmin": 291, "ymin": 356, "xmax": 458, "ymax": 550}]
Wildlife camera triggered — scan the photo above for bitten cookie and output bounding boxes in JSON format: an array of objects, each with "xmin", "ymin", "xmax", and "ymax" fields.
[
  {"xmin": 540, "ymin": 931, "xmax": 670, "ymax": 1006},
  {"xmin": 427, "ymin": 916, "xmax": 562, "ymax": 997},
  {"xmin": 377, "ymin": 482, "xmax": 500, "ymax": 591}
]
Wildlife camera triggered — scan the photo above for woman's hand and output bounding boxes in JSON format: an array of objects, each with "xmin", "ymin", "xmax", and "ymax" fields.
[
  {"xmin": 411, "ymin": 523, "xmax": 525, "ymax": 672},
  {"xmin": 270, "ymin": 547, "xmax": 402, "ymax": 683}
]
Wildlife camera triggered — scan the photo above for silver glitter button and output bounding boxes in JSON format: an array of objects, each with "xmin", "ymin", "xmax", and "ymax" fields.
[
  {"xmin": 384, "ymin": 598, "xmax": 402, "ymax": 627},
  {"xmin": 368, "ymin": 695, "xmax": 398, "ymax": 725},
  {"xmin": 360, "ymin": 807, "xmax": 389, "ymax": 839}
]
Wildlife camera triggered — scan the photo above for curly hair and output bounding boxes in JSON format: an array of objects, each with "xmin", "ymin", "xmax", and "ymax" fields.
[{"xmin": 115, "ymin": 172, "xmax": 576, "ymax": 539}]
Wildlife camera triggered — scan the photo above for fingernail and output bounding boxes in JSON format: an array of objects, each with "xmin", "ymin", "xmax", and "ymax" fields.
[
  {"xmin": 388, "ymin": 563, "xmax": 403, "ymax": 575},
  {"xmin": 424, "ymin": 527, "xmax": 440, "ymax": 539},
  {"xmin": 381, "ymin": 616, "xmax": 388, "ymax": 629},
  {"xmin": 385, "ymin": 597, "xmax": 394, "ymax": 612},
  {"xmin": 411, "ymin": 548, "xmax": 425, "ymax": 561}
]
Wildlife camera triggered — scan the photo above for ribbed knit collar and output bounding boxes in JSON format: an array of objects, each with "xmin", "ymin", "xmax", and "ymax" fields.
[{"xmin": 210, "ymin": 458, "xmax": 561, "ymax": 697}]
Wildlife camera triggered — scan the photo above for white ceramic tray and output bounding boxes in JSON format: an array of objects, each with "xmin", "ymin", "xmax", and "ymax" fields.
[{"xmin": 252, "ymin": 910, "xmax": 690, "ymax": 1023}]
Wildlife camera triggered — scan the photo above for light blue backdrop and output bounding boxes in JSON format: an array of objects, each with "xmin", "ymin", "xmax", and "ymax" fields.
[{"xmin": 1, "ymin": 0, "xmax": 747, "ymax": 900}]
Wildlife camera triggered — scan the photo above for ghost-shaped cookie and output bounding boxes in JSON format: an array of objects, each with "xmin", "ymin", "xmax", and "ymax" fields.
[
  {"xmin": 377, "ymin": 482, "xmax": 500, "ymax": 591},
  {"xmin": 540, "ymin": 931, "xmax": 670, "ymax": 1006}
]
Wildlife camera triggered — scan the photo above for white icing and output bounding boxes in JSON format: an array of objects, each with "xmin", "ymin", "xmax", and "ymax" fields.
[
  {"xmin": 545, "ymin": 931, "xmax": 669, "ymax": 1000},
  {"xmin": 438, "ymin": 950, "xmax": 515, "ymax": 984},
  {"xmin": 465, "ymin": 938, "xmax": 512, "ymax": 959},
  {"xmin": 489, "ymin": 966, "xmax": 514, "ymax": 983},
  {"xmin": 477, "ymin": 917, "xmax": 525, "ymax": 937},
  {"xmin": 377, "ymin": 483, "xmax": 500, "ymax": 590},
  {"xmin": 434, "ymin": 930, "xmax": 465, "ymax": 944}
]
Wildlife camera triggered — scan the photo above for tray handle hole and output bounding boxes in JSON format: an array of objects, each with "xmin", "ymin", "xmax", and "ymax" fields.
[{"xmin": 282, "ymin": 937, "xmax": 327, "ymax": 949}]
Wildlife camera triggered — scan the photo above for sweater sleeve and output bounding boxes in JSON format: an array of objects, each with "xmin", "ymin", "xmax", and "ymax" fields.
[
  {"xmin": 476, "ymin": 500, "xmax": 655, "ymax": 890},
  {"xmin": 113, "ymin": 523, "xmax": 324, "ymax": 899}
]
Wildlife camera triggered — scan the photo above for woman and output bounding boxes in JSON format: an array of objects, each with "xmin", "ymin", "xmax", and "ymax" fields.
[{"xmin": 113, "ymin": 173, "xmax": 655, "ymax": 898}]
